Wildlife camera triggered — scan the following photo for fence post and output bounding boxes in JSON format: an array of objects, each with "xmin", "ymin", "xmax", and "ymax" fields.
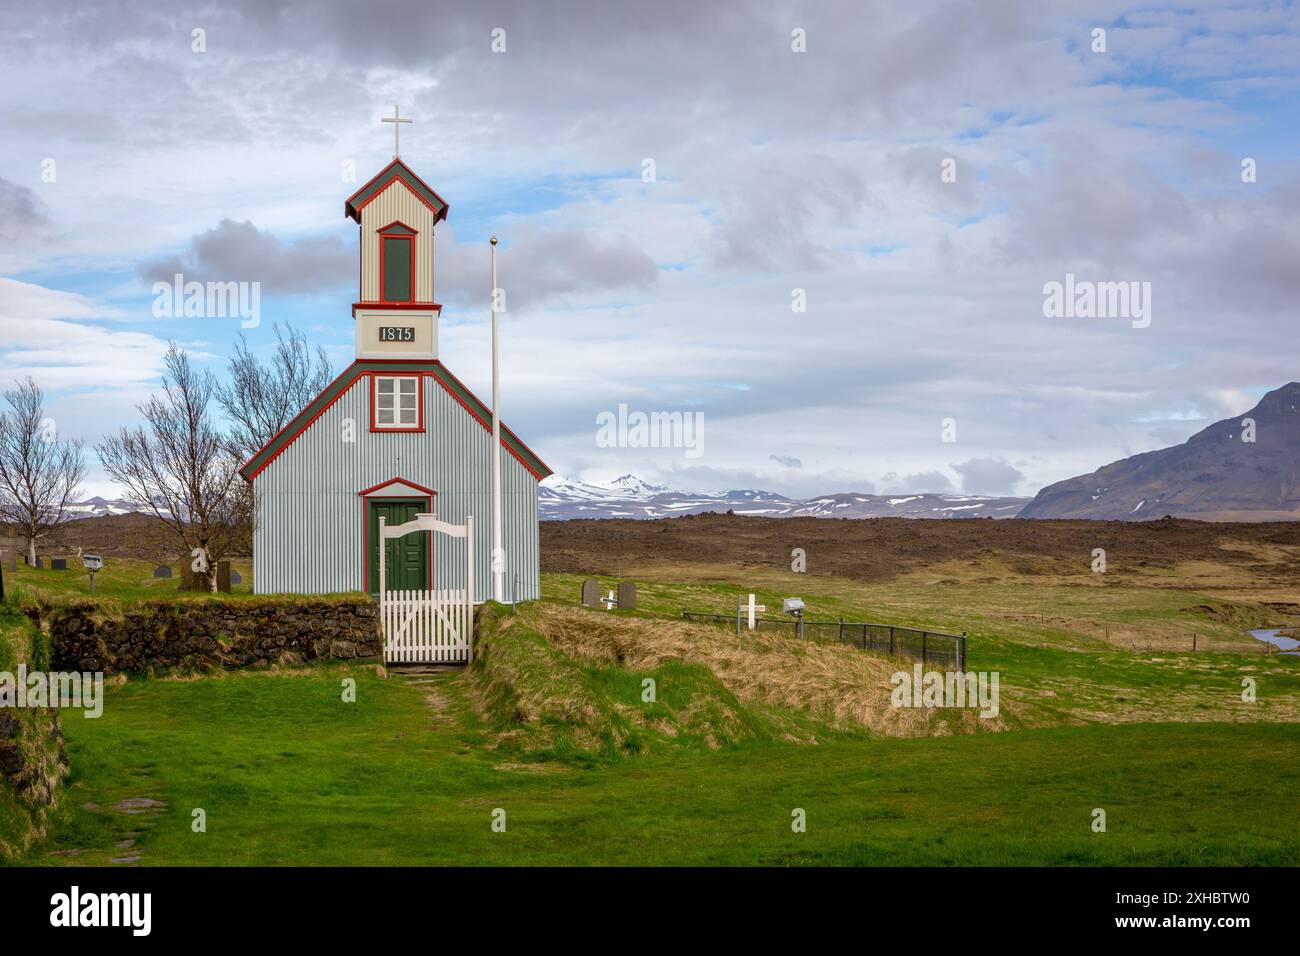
[
  {"xmin": 960, "ymin": 632, "xmax": 967, "ymax": 671},
  {"xmin": 922, "ymin": 632, "xmax": 928, "ymax": 666},
  {"xmin": 839, "ymin": 617, "xmax": 844, "ymax": 644},
  {"xmin": 889, "ymin": 626, "xmax": 895, "ymax": 656}
]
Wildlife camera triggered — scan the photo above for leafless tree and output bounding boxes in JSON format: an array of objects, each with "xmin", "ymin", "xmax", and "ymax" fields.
[
  {"xmin": 217, "ymin": 323, "xmax": 333, "ymax": 464},
  {"xmin": 0, "ymin": 377, "xmax": 87, "ymax": 565},
  {"xmin": 96, "ymin": 343, "xmax": 248, "ymax": 591}
]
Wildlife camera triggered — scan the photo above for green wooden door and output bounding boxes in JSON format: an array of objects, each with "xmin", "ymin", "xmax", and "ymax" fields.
[{"xmin": 369, "ymin": 499, "xmax": 428, "ymax": 593}]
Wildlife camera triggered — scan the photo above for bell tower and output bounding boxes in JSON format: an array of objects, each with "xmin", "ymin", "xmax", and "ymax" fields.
[{"xmin": 345, "ymin": 108, "xmax": 449, "ymax": 362}]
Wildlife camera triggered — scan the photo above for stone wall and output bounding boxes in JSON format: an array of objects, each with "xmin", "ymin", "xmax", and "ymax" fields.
[{"xmin": 41, "ymin": 598, "xmax": 380, "ymax": 674}]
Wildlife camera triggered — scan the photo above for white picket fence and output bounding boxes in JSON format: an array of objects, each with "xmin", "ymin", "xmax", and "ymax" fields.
[{"xmin": 382, "ymin": 588, "xmax": 473, "ymax": 664}]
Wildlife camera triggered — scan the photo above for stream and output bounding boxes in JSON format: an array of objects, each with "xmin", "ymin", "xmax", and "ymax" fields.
[{"xmin": 1249, "ymin": 628, "xmax": 1300, "ymax": 655}]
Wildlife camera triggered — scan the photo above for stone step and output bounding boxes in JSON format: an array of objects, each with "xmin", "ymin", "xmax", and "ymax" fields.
[{"xmin": 388, "ymin": 664, "xmax": 465, "ymax": 679}]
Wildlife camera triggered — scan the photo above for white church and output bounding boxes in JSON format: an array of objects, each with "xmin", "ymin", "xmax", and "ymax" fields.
[{"xmin": 239, "ymin": 122, "xmax": 550, "ymax": 615}]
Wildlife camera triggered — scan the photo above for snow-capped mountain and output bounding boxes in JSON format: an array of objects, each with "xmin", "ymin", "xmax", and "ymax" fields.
[
  {"xmin": 63, "ymin": 496, "xmax": 147, "ymax": 518},
  {"xmin": 540, "ymin": 475, "xmax": 1028, "ymax": 520},
  {"xmin": 62, "ymin": 479, "xmax": 1027, "ymax": 523}
]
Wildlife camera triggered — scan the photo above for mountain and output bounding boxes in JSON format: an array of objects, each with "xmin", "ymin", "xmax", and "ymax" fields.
[
  {"xmin": 539, "ymin": 475, "xmax": 1028, "ymax": 520},
  {"xmin": 64, "ymin": 477, "xmax": 1029, "ymax": 524},
  {"xmin": 63, "ymin": 496, "xmax": 147, "ymax": 518},
  {"xmin": 1019, "ymin": 382, "xmax": 1300, "ymax": 521}
]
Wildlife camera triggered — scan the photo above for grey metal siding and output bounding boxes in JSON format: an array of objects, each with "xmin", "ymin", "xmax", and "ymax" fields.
[{"xmin": 252, "ymin": 372, "xmax": 541, "ymax": 601}]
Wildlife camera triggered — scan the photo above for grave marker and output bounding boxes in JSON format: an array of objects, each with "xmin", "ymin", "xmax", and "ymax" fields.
[
  {"xmin": 617, "ymin": 581, "xmax": 636, "ymax": 611},
  {"xmin": 153, "ymin": 565, "xmax": 172, "ymax": 579},
  {"xmin": 581, "ymin": 578, "xmax": 601, "ymax": 608},
  {"xmin": 50, "ymin": 558, "xmax": 68, "ymax": 571}
]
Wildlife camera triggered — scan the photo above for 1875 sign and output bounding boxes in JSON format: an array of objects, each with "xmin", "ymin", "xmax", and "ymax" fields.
[{"xmin": 378, "ymin": 326, "xmax": 415, "ymax": 342}]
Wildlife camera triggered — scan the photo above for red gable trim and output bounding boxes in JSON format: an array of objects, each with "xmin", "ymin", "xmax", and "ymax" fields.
[
  {"xmin": 345, "ymin": 159, "xmax": 449, "ymax": 223},
  {"xmin": 358, "ymin": 477, "xmax": 438, "ymax": 498},
  {"xmin": 430, "ymin": 361, "xmax": 553, "ymax": 478},
  {"xmin": 240, "ymin": 360, "xmax": 551, "ymax": 483},
  {"xmin": 238, "ymin": 360, "xmax": 361, "ymax": 477}
]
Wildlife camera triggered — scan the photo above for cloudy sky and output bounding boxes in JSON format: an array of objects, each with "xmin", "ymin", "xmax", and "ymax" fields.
[{"xmin": 2, "ymin": 0, "xmax": 1298, "ymax": 499}]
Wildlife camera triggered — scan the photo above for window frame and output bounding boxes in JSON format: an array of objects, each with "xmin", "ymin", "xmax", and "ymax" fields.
[
  {"xmin": 377, "ymin": 221, "xmax": 418, "ymax": 303},
  {"xmin": 370, "ymin": 373, "xmax": 424, "ymax": 432}
]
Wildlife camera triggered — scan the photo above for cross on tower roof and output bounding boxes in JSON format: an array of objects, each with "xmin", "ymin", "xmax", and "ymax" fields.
[{"xmin": 381, "ymin": 104, "xmax": 412, "ymax": 157}]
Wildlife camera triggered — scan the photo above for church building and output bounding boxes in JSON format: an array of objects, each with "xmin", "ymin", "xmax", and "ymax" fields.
[{"xmin": 240, "ymin": 147, "xmax": 550, "ymax": 602}]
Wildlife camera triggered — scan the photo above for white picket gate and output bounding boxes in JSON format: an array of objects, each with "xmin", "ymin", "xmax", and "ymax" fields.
[
  {"xmin": 382, "ymin": 588, "xmax": 473, "ymax": 663},
  {"xmin": 378, "ymin": 512, "xmax": 475, "ymax": 665}
]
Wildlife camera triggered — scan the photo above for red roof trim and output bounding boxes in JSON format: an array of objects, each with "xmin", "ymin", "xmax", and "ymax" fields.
[
  {"xmin": 431, "ymin": 361, "xmax": 552, "ymax": 480},
  {"xmin": 345, "ymin": 159, "xmax": 449, "ymax": 223},
  {"xmin": 240, "ymin": 360, "xmax": 551, "ymax": 482},
  {"xmin": 357, "ymin": 477, "xmax": 438, "ymax": 498},
  {"xmin": 238, "ymin": 360, "xmax": 361, "ymax": 477}
]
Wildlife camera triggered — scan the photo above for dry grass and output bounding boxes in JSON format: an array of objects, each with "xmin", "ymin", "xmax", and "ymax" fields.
[{"xmin": 519, "ymin": 603, "xmax": 1006, "ymax": 737}]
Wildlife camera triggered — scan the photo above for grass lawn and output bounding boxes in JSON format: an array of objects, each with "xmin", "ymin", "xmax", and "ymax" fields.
[
  {"xmin": 31, "ymin": 663, "xmax": 1300, "ymax": 866},
  {"xmin": 8, "ymin": 564, "xmax": 1299, "ymax": 867},
  {"xmin": 5, "ymin": 556, "xmax": 255, "ymax": 603}
]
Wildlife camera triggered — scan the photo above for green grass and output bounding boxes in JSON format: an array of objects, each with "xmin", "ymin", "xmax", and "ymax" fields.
[
  {"xmin": 26, "ymin": 662, "xmax": 1300, "ymax": 865},
  {"xmin": 471, "ymin": 606, "xmax": 844, "ymax": 763},
  {"xmin": 0, "ymin": 603, "xmax": 64, "ymax": 860},
  {"xmin": 7, "ymin": 566, "xmax": 1299, "ymax": 866},
  {"xmin": 6, "ymin": 556, "xmax": 255, "ymax": 604},
  {"xmin": 543, "ymin": 573, "xmax": 1300, "ymax": 728}
]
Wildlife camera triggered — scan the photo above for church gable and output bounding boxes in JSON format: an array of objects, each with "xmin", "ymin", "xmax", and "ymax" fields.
[
  {"xmin": 345, "ymin": 157, "xmax": 448, "ymax": 224},
  {"xmin": 239, "ymin": 360, "xmax": 551, "ymax": 483}
]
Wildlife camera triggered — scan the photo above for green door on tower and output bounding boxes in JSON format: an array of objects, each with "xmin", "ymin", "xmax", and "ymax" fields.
[{"xmin": 368, "ymin": 498, "xmax": 428, "ymax": 593}]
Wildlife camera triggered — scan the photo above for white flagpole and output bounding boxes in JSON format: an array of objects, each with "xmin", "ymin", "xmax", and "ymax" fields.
[{"xmin": 490, "ymin": 236, "xmax": 504, "ymax": 604}]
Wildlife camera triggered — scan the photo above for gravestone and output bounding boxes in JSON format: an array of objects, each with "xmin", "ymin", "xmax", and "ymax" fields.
[
  {"xmin": 580, "ymin": 578, "xmax": 600, "ymax": 608},
  {"xmin": 617, "ymin": 581, "xmax": 636, "ymax": 610},
  {"xmin": 50, "ymin": 558, "xmax": 68, "ymax": 571},
  {"xmin": 153, "ymin": 565, "xmax": 172, "ymax": 579},
  {"xmin": 34, "ymin": 557, "xmax": 43, "ymax": 569},
  {"xmin": 229, "ymin": 570, "xmax": 242, "ymax": 585},
  {"xmin": 216, "ymin": 561, "xmax": 232, "ymax": 594},
  {"xmin": 1, "ymin": 549, "xmax": 15, "ymax": 573},
  {"xmin": 178, "ymin": 567, "xmax": 206, "ymax": 591}
]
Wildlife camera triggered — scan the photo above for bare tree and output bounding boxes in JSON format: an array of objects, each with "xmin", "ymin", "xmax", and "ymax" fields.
[
  {"xmin": 97, "ymin": 344, "xmax": 247, "ymax": 591},
  {"xmin": 0, "ymin": 377, "xmax": 88, "ymax": 565},
  {"xmin": 217, "ymin": 323, "xmax": 332, "ymax": 463}
]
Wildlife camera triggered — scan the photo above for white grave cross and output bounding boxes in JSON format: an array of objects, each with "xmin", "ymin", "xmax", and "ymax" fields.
[{"xmin": 746, "ymin": 593, "xmax": 766, "ymax": 630}]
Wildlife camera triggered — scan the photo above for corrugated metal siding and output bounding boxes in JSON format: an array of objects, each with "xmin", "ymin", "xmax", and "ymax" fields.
[
  {"xmin": 252, "ymin": 372, "xmax": 540, "ymax": 601},
  {"xmin": 359, "ymin": 181, "xmax": 436, "ymax": 301}
]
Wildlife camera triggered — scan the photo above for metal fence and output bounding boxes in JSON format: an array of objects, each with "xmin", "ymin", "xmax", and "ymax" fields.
[{"xmin": 681, "ymin": 610, "xmax": 967, "ymax": 671}]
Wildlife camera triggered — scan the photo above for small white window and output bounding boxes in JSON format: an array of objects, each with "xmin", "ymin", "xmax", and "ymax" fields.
[{"xmin": 374, "ymin": 376, "xmax": 419, "ymax": 428}]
